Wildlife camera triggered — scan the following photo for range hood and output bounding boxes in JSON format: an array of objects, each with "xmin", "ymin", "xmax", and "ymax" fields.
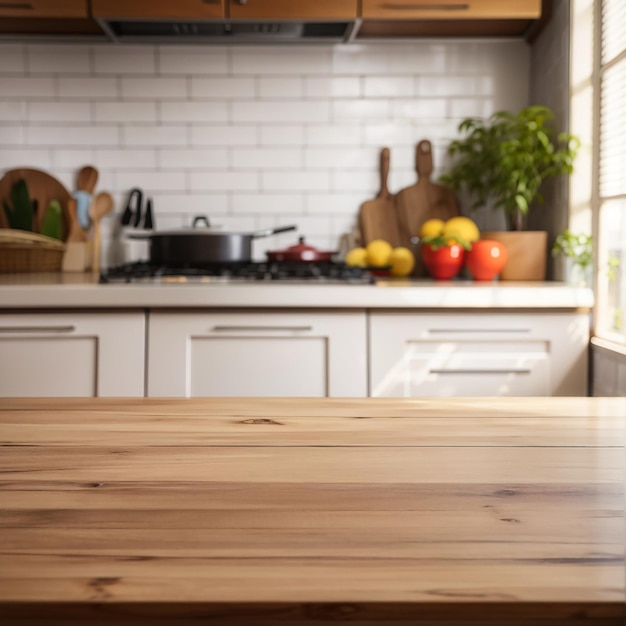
[{"xmin": 97, "ymin": 19, "xmax": 360, "ymax": 44}]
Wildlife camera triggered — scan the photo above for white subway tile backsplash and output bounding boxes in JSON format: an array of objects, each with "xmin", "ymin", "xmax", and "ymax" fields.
[
  {"xmin": 364, "ymin": 77, "xmax": 414, "ymax": 98},
  {"xmin": 258, "ymin": 77, "xmax": 303, "ymax": 99},
  {"xmin": 306, "ymin": 193, "xmax": 367, "ymax": 215},
  {"xmin": 0, "ymin": 148, "xmax": 51, "ymax": 169},
  {"xmin": 363, "ymin": 123, "xmax": 418, "ymax": 147},
  {"xmin": 304, "ymin": 124, "xmax": 361, "ymax": 146},
  {"xmin": 51, "ymin": 149, "xmax": 95, "ymax": 169},
  {"xmin": 392, "ymin": 98, "xmax": 449, "ymax": 119},
  {"xmin": 28, "ymin": 102, "xmax": 91, "ymax": 123},
  {"xmin": 259, "ymin": 125, "xmax": 303, "ymax": 146},
  {"xmin": 233, "ymin": 148, "xmax": 302, "ymax": 169},
  {"xmin": 332, "ymin": 99, "xmax": 389, "ymax": 121},
  {"xmin": 449, "ymin": 98, "xmax": 495, "ymax": 119},
  {"xmin": 262, "ymin": 171, "xmax": 330, "ymax": 192},
  {"xmin": 25, "ymin": 125, "xmax": 121, "ymax": 146},
  {"xmin": 150, "ymin": 193, "xmax": 229, "ymax": 216},
  {"xmin": 0, "ymin": 77, "xmax": 55, "ymax": 98},
  {"xmin": 95, "ymin": 149, "xmax": 157, "ymax": 169},
  {"xmin": 58, "ymin": 77, "xmax": 119, "ymax": 99},
  {"xmin": 233, "ymin": 193, "xmax": 304, "ymax": 214},
  {"xmin": 419, "ymin": 75, "xmax": 495, "ymax": 97},
  {"xmin": 94, "ymin": 46, "xmax": 156, "ymax": 75},
  {"xmin": 304, "ymin": 77, "xmax": 360, "ymax": 98},
  {"xmin": 116, "ymin": 171, "xmax": 186, "ymax": 192},
  {"xmin": 158, "ymin": 47, "xmax": 228, "ymax": 75},
  {"xmin": 232, "ymin": 47, "xmax": 332, "ymax": 75},
  {"xmin": 28, "ymin": 45, "xmax": 91, "ymax": 75},
  {"xmin": 96, "ymin": 102, "xmax": 157, "ymax": 123},
  {"xmin": 190, "ymin": 170, "xmax": 259, "ymax": 191},
  {"xmin": 234, "ymin": 101, "xmax": 330, "ymax": 123},
  {"xmin": 305, "ymin": 148, "xmax": 372, "ymax": 169},
  {"xmin": 192, "ymin": 125, "xmax": 258, "ymax": 146},
  {"xmin": 161, "ymin": 101, "xmax": 228, "ymax": 122},
  {"xmin": 0, "ymin": 101, "xmax": 25, "ymax": 122},
  {"xmin": 0, "ymin": 45, "xmax": 25, "ymax": 73},
  {"xmin": 160, "ymin": 148, "xmax": 227, "ymax": 169},
  {"xmin": 191, "ymin": 77, "xmax": 255, "ymax": 99},
  {"xmin": 121, "ymin": 77, "xmax": 188, "ymax": 100},
  {"xmin": 123, "ymin": 125, "xmax": 188, "ymax": 147},
  {"xmin": 1, "ymin": 40, "xmax": 530, "ymax": 258},
  {"xmin": 0, "ymin": 126, "xmax": 24, "ymax": 145}
]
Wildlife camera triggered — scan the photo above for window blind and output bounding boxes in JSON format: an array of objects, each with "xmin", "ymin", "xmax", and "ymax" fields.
[{"xmin": 599, "ymin": 0, "xmax": 626, "ymax": 199}]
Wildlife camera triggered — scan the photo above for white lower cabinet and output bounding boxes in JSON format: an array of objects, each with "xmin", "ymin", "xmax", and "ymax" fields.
[
  {"xmin": 147, "ymin": 310, "xmax": 367, "ymax": 397},
  {"xmin": 369, "ymin": 312, "xmax": 589, "ymax": 397},
  {"xmin": 0, "ymin": 312, "xmax": 145, "ymax": 397}
]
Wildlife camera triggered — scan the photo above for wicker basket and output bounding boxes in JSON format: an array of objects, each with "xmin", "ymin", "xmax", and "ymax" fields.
[{"xmin": 0, "ymin": 229, "xmax": 65, "ymax": 273}]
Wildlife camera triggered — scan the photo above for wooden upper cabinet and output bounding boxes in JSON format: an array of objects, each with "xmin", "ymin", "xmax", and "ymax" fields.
[
  {"xmin": 361, "ymin": 0, "xmax": 541, "ymax": 20},
  {"xmin": 91, "ymin": 0, "xmax": 225, "ymax": 20},
  {"xmin": 228, "ymin": 0, "xmax": 358, "ymax": 20},
  {"xmin": 0, "ymin": 0, "xmax": 88, "ymax": 18}
]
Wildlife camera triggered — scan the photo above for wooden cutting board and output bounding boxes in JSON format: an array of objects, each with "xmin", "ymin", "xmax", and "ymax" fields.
[
  {"xmin": 396, "ymin": 140, "xmax": 461, "ymax": 276},
  {"xmin": 359, "ymin": 147, "xmax": 402, "ymax": 247},
  {"xmin": 0, "ymin": 168, "xmax": 71, "ymax": 240}
]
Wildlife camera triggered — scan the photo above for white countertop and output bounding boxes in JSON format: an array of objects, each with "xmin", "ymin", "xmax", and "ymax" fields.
[{"xmin": 0, "ymin": 273, "xmax": 595, "ymax": 309}]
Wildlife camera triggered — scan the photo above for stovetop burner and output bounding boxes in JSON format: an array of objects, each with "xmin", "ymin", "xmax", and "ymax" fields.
[{"xmin": 100, "ymin": 261, "xmax": 376, "ymax": 284}]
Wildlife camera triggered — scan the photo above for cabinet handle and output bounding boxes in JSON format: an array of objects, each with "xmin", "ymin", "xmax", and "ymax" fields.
[
  {"xmin": 429, "ymin": 369, "xmax": 532, "ymax": 375},
  {"xmin": 0, "ymin": 325, "xmax": 76, "ymax": 333},
  {"xmin": 0, "ymin": 3, "xmax": 33, "ymax": 9},
  {"xmin": 380, "ymin": 3, "xmax": 469, "ymax": 11},
  {"xmin": 428, "ymin": 328, "xmax": 530, "ymax": 334},
  {"xmin": 212, "ymin": 325, "xmax": 313, "ymax": 332}
]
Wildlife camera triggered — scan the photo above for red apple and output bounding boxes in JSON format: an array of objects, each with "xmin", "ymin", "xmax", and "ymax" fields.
[
  {"xmin": 422, "ymin": 243, "xmax": 465, "ymax": 280},
  {"xmin": 465, "ymin": 240, "xmax": 508, "ymax": 281}
]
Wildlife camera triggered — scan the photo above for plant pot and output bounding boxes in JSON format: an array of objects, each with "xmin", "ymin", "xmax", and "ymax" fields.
[
  {"xmin": 480, "ymin": 231, "xmax": 547, "ymax": 281},
  {"xmin": 421, "ymin": 243, "xmax": 465, "ymax": 280}
]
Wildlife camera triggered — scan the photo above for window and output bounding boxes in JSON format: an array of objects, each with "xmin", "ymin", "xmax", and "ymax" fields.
[
  {"xmin": 596, "ymin": 0, "xmax": 626, "ymax": 343},
  {"xmin": 571, "ymin": 0, "xmax": 626, "ymax": 345}
]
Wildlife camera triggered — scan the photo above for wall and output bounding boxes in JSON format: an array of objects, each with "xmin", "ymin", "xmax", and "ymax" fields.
[
  {"xmin": 528, "ymin": 0, "xmax": 572, "ymax": 279},
  {"xmin": 0, "ymin": 41, "xmax": 529, "ymax": 265}
]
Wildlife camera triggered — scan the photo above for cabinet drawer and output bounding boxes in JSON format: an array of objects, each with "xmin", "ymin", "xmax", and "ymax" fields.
[
  {"xmin": 92, "ymin": 0, "xmax": 224, "ymax": 20},
  {"xmin": 361, "ymin": 0, "xmax": 540, "ymax": 20},
  {"xmin": 369, "ymin": 312, "xmax": 589, "ymax": 397},
  {"xmin": 0, "ymin": 0, "xmax": 87, "ymax": 18},
  {"xmin": 229, "ymin": 0, "xmax": 357, "ymax": 20},
  {"xmin": 0, "ymin": 312, "xmax": 145, "ymax": 398},
  {"xmin": 385, "ymin": 340, "xmax": 550, "ymax": 397},
  {"xmin": 147, "ymin": 311, "xmax": 367, "ymax": 398}
]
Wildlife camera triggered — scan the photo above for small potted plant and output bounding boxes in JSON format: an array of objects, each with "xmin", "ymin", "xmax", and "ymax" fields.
[
  {"xmin": 552, "ymin": 229, "xmax": 592, "ymax": 286},
  {"xmin": 439, "ymin": 105, "xmax": 580, "ymax": 280}
]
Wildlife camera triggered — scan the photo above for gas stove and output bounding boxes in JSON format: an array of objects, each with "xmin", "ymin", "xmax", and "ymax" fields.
[{"xmin": 100, "ymin": 261, "xmax": 376, "ymax": 284}]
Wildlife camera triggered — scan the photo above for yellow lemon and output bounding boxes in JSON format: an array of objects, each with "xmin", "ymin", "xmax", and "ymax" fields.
[
  {"xmin": 345, "ymin": 247, "xmax": 368, "ymax": 267},
  {"xmin": 442, "ymin": 216, "xmax": 480, "ymax": 243},
  {"xmin": 419, "ymin": 218, "xmax": 445, "ymax": 239},
  {"xmin": 389, "ymin": 247, "xmax": 415, "ymax": 277},
  {"xmin": 365, "ymin": 239, "xmax": 393, "ymax": 267}
]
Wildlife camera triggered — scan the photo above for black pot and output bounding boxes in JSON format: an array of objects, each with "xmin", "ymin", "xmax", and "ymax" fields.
[{"xmin": 129, "ymin": 216, "xmax": 297, "ymax": 265}]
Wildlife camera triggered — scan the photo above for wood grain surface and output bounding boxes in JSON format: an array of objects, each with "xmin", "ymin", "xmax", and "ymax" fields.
[
  {"xmin": 396, "ymin": 140, "xmax": 461, "ymax": 276},
  {"xmin": 0, "ymin": 397, "xmax": 624, "ymax": 625},
  {"xmin": 358, "ymin": 147, "xmax": 402, "ymax": 247}
]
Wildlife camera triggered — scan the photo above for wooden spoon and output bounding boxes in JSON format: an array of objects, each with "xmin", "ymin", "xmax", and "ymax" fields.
[
  {"xmin": 77, "ymin": 166, "xmax": 98, "ymax": 194},
  {"xmin": 66, "ymin": 197, "xmax": 87, "ymax": 243},
  {"xmin": 89, "ymin": 191, "xmax": 114, "ymax": 274}
]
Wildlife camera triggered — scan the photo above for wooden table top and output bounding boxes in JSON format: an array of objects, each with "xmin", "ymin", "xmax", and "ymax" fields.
[{"xmin": 1, "ymin": 397, "xmax": 625, "ymax": 625}]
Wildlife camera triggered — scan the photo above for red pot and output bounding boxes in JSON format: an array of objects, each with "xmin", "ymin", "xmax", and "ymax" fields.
[
  {"xmin": 465, "ymin": 239, "xmax": 508, "ymax": 281},
  {"xmin": 422, "ymin": 243, "xmax": 465, "ymax": 280},
  {"xmin": 266, "ymin": 237, "xmax": 335, "ymax": 263}
]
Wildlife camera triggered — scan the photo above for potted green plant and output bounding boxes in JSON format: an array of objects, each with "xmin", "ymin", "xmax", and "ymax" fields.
[
  {"xmin": 439, "ymin": 105, "xmax": 580, "ymax": 280},
  {"xmin": 552, "ymin": 229, "xmax": 592, "ymax": 286}
]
